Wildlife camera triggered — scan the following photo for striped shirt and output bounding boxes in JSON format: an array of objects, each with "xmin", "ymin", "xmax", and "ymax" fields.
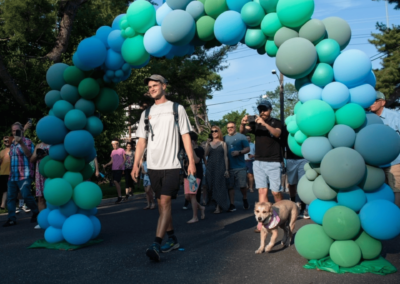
[{"xmin": 9, "ymin": 137, "xmax": 35, "ymax": 181}]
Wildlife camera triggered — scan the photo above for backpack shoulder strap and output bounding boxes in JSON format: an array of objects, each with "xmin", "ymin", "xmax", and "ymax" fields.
[
  {"xmin": 173, "ymin": 102, "xmax": 180, "ymax": 131},
  {"xmin": 144, "ymin": 107, "xmax": 154, "ymax": 141}
]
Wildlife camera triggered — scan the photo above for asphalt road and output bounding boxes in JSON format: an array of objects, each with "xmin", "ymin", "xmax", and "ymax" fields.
[{"xmin": 1, "ymin": 190, "xmax": 399, "ymax": 284}]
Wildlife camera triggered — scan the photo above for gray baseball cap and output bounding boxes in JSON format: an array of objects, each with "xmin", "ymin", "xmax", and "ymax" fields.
[
  {"xmin": 376, "ymin": 91, "xmax": 386, "ymax": 100},
  {"xmin": 257, "ymin": 99, "xmax": 272, "ymax": 110},
  {"xmin": 144, "ymin": 74, "xmax": 168, "ymax": 85}
]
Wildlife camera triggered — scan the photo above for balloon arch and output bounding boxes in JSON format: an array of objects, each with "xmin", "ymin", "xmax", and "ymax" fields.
[{"xmin": 36, "ymin": 0, "xmax": 400, "ymax": 269}]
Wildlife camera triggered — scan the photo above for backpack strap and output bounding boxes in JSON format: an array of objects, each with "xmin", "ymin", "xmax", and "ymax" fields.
[
  {"xmin": 144, "ymin": 107, "xmax": 154, "ymax": 141},
  {"xmin": 173, "ymin": 102, "xmax": 180, "ymax": 133}
]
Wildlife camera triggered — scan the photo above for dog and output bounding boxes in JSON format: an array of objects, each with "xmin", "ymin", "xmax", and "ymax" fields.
[{"xmin": 254, "ymin": 200, "xmax": 299, "ymax": 254}]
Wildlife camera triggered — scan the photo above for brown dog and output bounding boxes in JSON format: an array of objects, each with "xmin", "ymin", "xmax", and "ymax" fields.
[{"xmin": 254, "ymin": 200, "xmax": 299, "ymax": 254}]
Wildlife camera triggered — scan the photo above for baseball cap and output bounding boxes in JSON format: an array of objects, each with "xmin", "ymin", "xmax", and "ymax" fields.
[
  {"xmin": 257, "ymin": 100, "xmax": 272, "ymax": 110},
  {"xmin": 144, "ymin": 74, "xmax": 168, "ymax": 85},
  {"xmin": 376, "ymin": 91, "xmax": 386, "ymax": 100}
]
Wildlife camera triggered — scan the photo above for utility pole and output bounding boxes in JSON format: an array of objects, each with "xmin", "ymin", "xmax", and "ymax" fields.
[
  {"xmin": 279, "ymin": 73, "xmax": 284, "ymax": 123},
  {"xmin": 385, "ymin": 0, "xmax": 390, "ymax": 29}
]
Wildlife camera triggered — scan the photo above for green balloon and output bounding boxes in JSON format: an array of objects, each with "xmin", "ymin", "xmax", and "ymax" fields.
[
  {"xmin": 285, "ymin": 115, "xmax": 294, "ymax": 125},
  {"xmin": 276, "ymin": 38, "xmax": 317, "ymax": 79},
  {"xmin": 323, "ymin": 206, "xmax": 361, "ymax": 240},
  {"xmin": 261, "ymin": 13, "xmax": 282, "ymax": 38},
  {"xmin": 196, "ymin": 16, "xmax": 215, "ymax": 41},
  {"xmin": 39, "ymin": 156, "xmax": 52, "ymax": 177},
  {"xmin": 78, "ymin": 78, "xmax": 100, "ymax": 100},
  {"xmin": 295, "ymin": 77, "xmax": 310, "ymax": 91},
  {"xmin": 274, "ymin": 27, "xmax": 298, "ymax": 48},
  {"xmin": 259, "ymin": 0, "xmax": 279, "ymax": 13},
  {"xmin": 81, "ymin": 163, "xmax": 95, "ymax": 180},
  {"xmin": 299, "ymin": 19, "xmax": 326, "ymax": 45},
  {"xmin": 125, "ymin": 27, "xmax": 136, "ymax": 38},
  {"xmin": 63, "ymin": 171, "xmax": 84, "ymax": 189},
  {"xmin": 294, "ymin": 130, "xmax": 308, "ymax": 145},
  {"xmin": 44, "ymin": 178, "xmax": 73, "ymax": 206},
  {"xmin": 335, "ymin": 104, "xmax": 366, "ymax": 130},
  {"xmin": 120, "ymin": 19, "xmax": 129, "ymax": 30},
  {"xmin": 297, "ymin": 175, "xmax": 316, "ymax": 205},
  {"xmin": 313, "ymin": 175, "xmax": 338, "ymax": 200},
  {"xmin": 316, "ymin": 39, "xmax": 341, "ymax": 65},
  {"xmin": 121, "ymin": 29, "xmax": 127, "ymax": 38},
  {"xmin": 204, "ymin": 0, "xmax": 228, "ymax": 19},
  {"xmin": 277, "ymin": 0, "xmax": 314, "ymax": 28},
  {"xmin": 241, "ymin": 2, "xmax": 265, "ymax": 27},
  {"xmin": 293, "ymin": 101, "xmax": 303, "ymax": 114},
  {"xmin": 309, "ymin": 63, "xmax": 333, "ymax": 87},
  {"xmin": 45, "ymin": 90, "xmax": 61, "ymax": 108},
  {"xmin": 355, "ymin": 231, "xmax": 382, "ymax": 260},
  {"xmin": 322, "ymin": 17, "xmax": 351, "ymax": 50},
  {"xmin": 296, "ymin": 100, "xmax": 335, "ymax": 136},
  {"xmin": 330, "ymin": 240, "xmax": 362, "ymax": 268},
  {"xmin": 127, "ymin": 0, "xmax": 156, "ymax": 34},
  {"xmin": 287, "ymin": 120, "xmax": 299, "ymax": 134},
  {"xmin": 44, "ymin": 160, "xmax": 66, "ymax": 179},
  {"xmin": 288, "ymin": 134, "xmax": 303, "ymax": 158},
  {"xmin": 63, "ymin": 66, "xmax": 85, "ymax": 87},
  {"xmin": 305, "ymin": 169, "xmax": 318, "ymax": 181},
  {"xmin": 245, "ymin": 29, "xmax": 266, "ymax": 49},
  {"xmin": 64, "ymin": 155, "xmax": 85, "ymax": 172},
  {"xmin": 198, "ymin": 0, "xmax": 206, "ymax": 4},
  {"xmin": 73, "ymin": 181, "xmax": 103, "ymax": 210},
  {"xmin": 265, "ymin": 40, "xmax": 278, "ymax": 57},
  {"xmin": 257, "ymin": 46, "xmax": 266, "ymax": 55},
  {"xmin": 358, "ymin": 165, "xmax": 385, "ymax": 192},
  {"xmin": 295, "ymin": 224, "xmax": 333, "ymax": 260},
  {"xmin": 60, "ymin": 84, "xmax": 80, "ymax": 105},
  {"xmin": 121, "ymin": 35, "xmax": 150, "ymax": 66},
  {"xmin": 95, "ymin": 88, "xmax": 119, "ymax": 114}
]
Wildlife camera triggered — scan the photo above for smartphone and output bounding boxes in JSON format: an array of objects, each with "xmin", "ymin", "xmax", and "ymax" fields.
[
  {"xmin": 208, "ymin": 133, "xmax": 213, "ymax": 141},
  {"xmin": 248, "ymin": 115, "xmax": 256, "ymax": 123},
  {"xmin": 15, "ymin": 130, "xmax": 21, "ymax": 137}
]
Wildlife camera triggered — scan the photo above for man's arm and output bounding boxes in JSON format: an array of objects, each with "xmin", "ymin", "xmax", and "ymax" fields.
[
  {"xmin": 18, "ymin": 139, "xmax": 33, "ymax": 159},
  {"xmin": 182, "ymin": 133, "xmax": 196, "ymax": 176},
  {"xmin": 240, "ymin": 147, "xmax": 250, "ymax": 155},
  {"xmin": 255, "ymin": 116, "xmax": 281, "ymax": 138},
  {"xmin": 94, "ymin": 157, "xmax": 99, "ymax": 177},
  {"xmin": 240, "ymin": 115, "xmax": 253, "ymax": 134}
]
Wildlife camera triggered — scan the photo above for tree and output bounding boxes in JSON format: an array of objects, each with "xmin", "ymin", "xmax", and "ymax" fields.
[{"xmin": 373, "ymin": 0, "xmax": 400, "ymax": 10}]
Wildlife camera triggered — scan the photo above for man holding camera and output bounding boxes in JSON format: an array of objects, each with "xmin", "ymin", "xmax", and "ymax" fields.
[
  {"xmin": 3, "ymin": 122, "xmax": 39, "ymax": 227},
  {"xmin": 240, "ymin": 100, "xmax": 283, "ymax": 206}
]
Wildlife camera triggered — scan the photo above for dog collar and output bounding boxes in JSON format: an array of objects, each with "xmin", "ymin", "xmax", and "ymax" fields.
[{"xmin": 264, "ymin": 208, "xmax": 280, "ymax": 229}]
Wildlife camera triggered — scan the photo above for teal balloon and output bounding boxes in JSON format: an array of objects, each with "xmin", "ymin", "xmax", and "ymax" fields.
[
  {"xmin": 309, "ymin": 199, "xmax": 338, "ymax": 225},
  {"xmin": 121, "ymin": 35, "xmax": 150, "ymax": 66},
  {"xmin": 73, "ymin": 182, "xmax": 103, "ymax": 210},
  {"xmin": 64, "ymin": 155, "xmax": 85, "ymax": 172},
  {"xmin": 358, "ymin": 165, "xmax": 385, "ymax": 192},
  {"xmin": 301, "ymin": 137, "xmax": 332, "ymax": 164},
  {"xmin": 44, "ymin": 178, "xmax": 73, "ymax": 206},
  {"xmin": 309, "ymin": 63, "xmax": 333, "ymax": 87},
  {"xmin": 276, "ymin": 38, "xmax": 317, "ymax": 79},
  {"xmin": 294, "ymin": 101, "xmax": 303, "ymax": 114},
  {"xmin": 53, "ymin": 100, "xmax": 74, "ymax": 120},
  {"xmin": 261, "ymin": 12, "xmax": 282, "ymax": 37},
  {"xmin": 259, "ymin": 0, "xmax": 279, "ymax": 13},
  {"xmin": 186, "ymin": 1, "xmax": 205, "ymax": 21},
  {"xmin": 257, "ymin": 46, "xmax": 266, "ymax": 55},
  {"xmin": 95, "ymin": 88, "xmax": 119, "ymax": 114},
  {"xmin": 295, "ymin": 77, "xmax": 310, "ymax": 91},
  {"xmin": 294, "ymin": 130, "xmax": 307, "ymax": 145},
  {"xmin": 287, "ymin": 120, "xmax": 299, "ymax": 134},
  {"xmin": 75, "ymin": 99, "xmax": 95, "ymax": 117},
  {"xmin": 299, "ymin": 19, "xmax": 326, "ymax": 45},
  {"xmin": 265, "ymin": 40, "xmax": 278, "ymax": 57},
  {"xmin": 337, "ymin": 186, "xmax": 366, "ymax": 212},
  {"xmin": 316, "ymin": 39, "xmax": 340, "ymax": 64},
  {"xmin": 328, "ymin": 124, "xmax": 356, "ymax": 148},
  {"xmin": 63, "ymin": 171, "xmax": 84, "ymax": 189},
  {"xmin": 167, "ymin": 0, "xmax": 192, "ymax": 10},
  {"xmin": 288, "ymin": 133, "xmax": 303, "ymax": 158},
  {"xmin": 241, "ymin": 2, "xmax": 265, "ymax": 27},
  {"xmin": 85, "ymin": 116, "xmax": 104, "ymax": 137},
  {"xmin": 335, "ymin": 103, "xmax": 366, "ymax": 129},
  {"xmin": 46, "ymin": 63, "xmax": 69, "ymax": 91},
  {"xmin": 245, "ymin": 29, "xmax": 266, "ymax": 49},
  {"xmin": 45, "ymin": 90, "xmax": 61, "ymax": 108},
  {"xmin": 322, "ymin": 17, "xmax": 351, "ymax": 50},
  {"xmin": 276, "ymin": 0, "xmax": 314, "ymax": 28},
  {"xmin": 127, "ymin": 0, "xmax": 156, "ymax": 34},
  {"xmin": 60, "ymin": 84, "xmax": 80, "ymax": 105},
  {"xmin": 64, "ymin": 109, "xmax": 87, "ymax": 131},
  {"xmin": 161, "ymin": 10, "xmax": 195, "ymax": 46},
  {"xmin": 296, "ymin": 100, "xmax": 335, "ymax": 136},
  {"xmin": 312, "ymin": 175, "xmax": 338, "ymax": 201},
  {"xmin": 274, "ymin": 27, "xmax": 298, "ymax": 48},
  {"xmin": 44, "ymin": 160, "xmax": 66, "ymax": 179}
]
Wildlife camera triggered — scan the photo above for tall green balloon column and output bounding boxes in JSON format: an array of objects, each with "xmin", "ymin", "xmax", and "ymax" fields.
[{"xmin": 36, "ymin": 0, "xmax": 400, "ymax": 257}]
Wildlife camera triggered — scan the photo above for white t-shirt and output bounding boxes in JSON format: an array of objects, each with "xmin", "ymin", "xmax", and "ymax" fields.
[
  {"xmin": 136, "ymin": 100, "xmax": 192, "ymax": 170},
  {"xmin": 245, "ymin": 142, "xmax": 255, "ymax": 160}
]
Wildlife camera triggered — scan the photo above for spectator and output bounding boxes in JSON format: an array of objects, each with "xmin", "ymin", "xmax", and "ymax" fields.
[
  {"xmin": 224, "ymin": 122, "xmax": 250, "ymax": 211},
  {"xmin": 89, "ymin": 156, "xmax": 100, "ymax": 180},
  {"xmin": 124, "ymin": 142, "xmax": 135, "ymax": 201},
  {"xmin": 245, "ymin": 135, "xmax": 255, "ymax": 193},
  {"xmin": 3, "ymin": 122, "xmax": 39, "ymax": 227},
  {"xmin": 30, "ymin": 141, "xmax": 50, "ymax": 212},
  {"xmin": 0, "ymin": 136, "xmax": 11, "ymax": 210},
  {"xmin": 103, "ymin": 140, "xmax": 126, "ymax": 204},
  {"xmin": 370, "ymin": 91, "xmax": 400, "ymax": 207},
  {"xmin": 205, "ymin": 126, "xmax": 231, "ymax": 213},
  {"xmin": 141, "ymin": 153, "xmax": 155, "ymax": 210}
]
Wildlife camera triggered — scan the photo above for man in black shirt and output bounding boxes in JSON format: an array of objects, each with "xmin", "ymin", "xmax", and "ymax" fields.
[{"xmin": 240, "ymin": 100, "xmax": 283, "ymax": 204}]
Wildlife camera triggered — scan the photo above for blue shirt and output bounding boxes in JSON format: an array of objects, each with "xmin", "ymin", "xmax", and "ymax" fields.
[
  {"xmin": 380, "ymin": 108, "xmax": 400, "ymax": 166},
  {"xmin": 224, "ymin": 133, "xmax": 250, "ymax": 169}
]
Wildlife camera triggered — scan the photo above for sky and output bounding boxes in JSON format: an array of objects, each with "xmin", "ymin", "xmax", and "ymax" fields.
[{"xmin": 153, "ymin": 0, "xmax": 400, "ymax": 121}]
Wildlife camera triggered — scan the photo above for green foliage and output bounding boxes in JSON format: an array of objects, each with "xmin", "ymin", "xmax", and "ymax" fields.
[{"xmin": 373, "ymin": 0, "xmax": 400, "ymax": 10}]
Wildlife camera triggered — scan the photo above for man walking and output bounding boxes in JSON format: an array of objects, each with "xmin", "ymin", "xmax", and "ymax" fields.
[
  {"xmin": 370, "ymin": 91, "xmax": 400, "ymax": 207},
  {"xmin": 245, "ymin": 135, "xmax": 255, "ymax": 193},
  {"xmin": 132, "ymin": 75, "xmax": 195, "ymax": 262},
  {"xmin": 3, "ymin": 122, "xmax": 39, "ymax": 227},
  {"xmin": 224, "ymin": 122, "xmax": 250, "ymax": 211}
]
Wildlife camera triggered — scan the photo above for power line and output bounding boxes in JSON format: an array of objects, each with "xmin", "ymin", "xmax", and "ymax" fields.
[
  {"xmin": 209, "ymin": 102, "xmax": 256, "ymax": 115},
  {"xmin": 207, "ymin": 96, "xmax": 260, "ymax": 107}
]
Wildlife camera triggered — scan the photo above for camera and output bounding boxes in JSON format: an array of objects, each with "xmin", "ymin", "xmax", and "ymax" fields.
[
  {"xmin": 36, "ymin": 148, "xmax": 49, "ymax": 159},
  {"xmin": 247, "ymin": 115, "xmax": 256, "ymax": 123}
]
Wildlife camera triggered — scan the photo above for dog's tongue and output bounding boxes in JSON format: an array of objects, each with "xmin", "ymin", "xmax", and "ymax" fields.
[{"xmin": 257, "ymin": 222, "xmax": 263, "ymax": 231}]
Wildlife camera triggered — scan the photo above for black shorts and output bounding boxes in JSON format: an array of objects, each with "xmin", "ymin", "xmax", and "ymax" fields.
[
  {"xmin": 112, "ymin": 170, "xmax": 123, "ymax": 183},
  {"xmin": 148, "ymin": 169, "xmax": 180, "ymax": 199},
  {"xmin": 0, "ymin": 175, "xmax": 8, "ymax": 194}
]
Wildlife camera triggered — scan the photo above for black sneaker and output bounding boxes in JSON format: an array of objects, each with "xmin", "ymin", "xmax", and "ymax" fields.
[
  {"xmin": 122, "ymin": 195, "xmax": 129, "ymax": 202},
  {"xmin": 31, "ymin": 212, "xmax": 39, "ymax": 223},
  {"xmin": 146, "ymin": 242, "xmax": 161, "ymax": 262},
  {"xmin": 243, "ymin": 199, "xmax": 249, "ymax": 210},
  {"xmin": 115, "ymin": 197, "xmax": 123, "ymax": 204},
  {"xmin": 3, "ymin": 219, "xmax": 16, "ymax": 227},
  {"xmin": 229, "ymin": 204, "xmax": 236, "ymax": 212}
]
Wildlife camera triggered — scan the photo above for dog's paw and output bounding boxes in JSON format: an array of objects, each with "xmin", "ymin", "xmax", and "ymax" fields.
[{"xmin": 255, "ymin": 248, "xmax": 264, "ymax": 254}]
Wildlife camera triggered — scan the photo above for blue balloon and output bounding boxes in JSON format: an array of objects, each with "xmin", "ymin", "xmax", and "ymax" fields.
[
  {"xmin": 62, "ymin": 214, "xmax": 94, "ymax": 245},
  {"xmin": 90, "ymin": 216, "xmax": 101, "ymax": 239},
  {"xmin": 363, "ymin": 70, "xmax": 376, "ymax": 88},
  {"xmin": 46, "ymin": 202, "xmax": 59, "ymax": 211},
  {"xmin": 349, "ymin": 84, "xmax": 376, "ymax": 109},
  {"xmin": 52, "ymin": 100, "xmax": 74, "ymax": 120},
  {"xmin": 337, "ymin": 186, "xmax": 366, "ymax": 212},
  {"xmin": 309, "ymin": 199, "xmax": 338, "ymax": 225},
  {"xmin": 64, "ymin": 109, "xmax": 87, "ymax": 131},
  {"xmin": 115, "ymin": 70, "xmax": 124, "ymax": 77},
  {"xmin": 64, "ymin": 130, "xmax": 94, "ymax": 158},
  {"xmin": 45, "ymin": 90, "xmax": 61, "ymax": 108},
  {"xmin": 144, "ymin": 26, "xmax": 173, "ymax": 57},
  {"xmin": 38, "ymin": 208, "xmax": 51, "ymax": 229},
  {"xmin": 45, "ymin": 226, "xmax": 64, "ymax": 243},
  {"xmin": 170, "ymin": 44, "xmax": 191, "ymax": 57},
  {"xmin": 156, "ymin": 2, "xmax": 173, "ymax": 26},
  {"xmin": 227, "ymin": 0, "xmax": 251, "ymax": 12},
  {"xmin": 106, "ymin": 70, "xmax": 115, "ymax": 78},
  {"xmin": 60, "ymin": 84, "xmax": 80, "ymax": 105},
  {"xmin": 302, "ymin": 137, "xmax": 332, "ymax": 164},
  {"xmin": 120, "ymin": 68, "xmax": 132, "ymax": 81},
  {"xmin": 214, "ymin": 11, "xmax": 247, "ymax": 45},
  {"xmin": 299, "ymin": 84, "xmax": 322, "ymax": 103},
  {"xmin": 360, "ymin": 199, "xmax": 400, "ymax": 240},
  {"xmin": 84, "ymin": 147, "xmax": 97, "ymax": 164},
  {"xmin": 75, "ymin": 98, "xmax": 95, "ymax": 117},
  {"xmin": 166, "ymin": 0, "xmax": 192, "ymax": 10},
  {"xmin": 95, "ymin": 26, "xmax": 112, "ymax": 48},
  {"xmin": 186, "ymin": 1, "xmax": 205, "ymax": 21},
  {"xmin": 77, "ymin": 37, "xmax": 107, "ymax": 69},
  {"xmin": 103, "ymin": 75, "xmax": 112, "ymax": 83},
  {"xmin": 162, "ymin": 10, "xmax": 196, "ymax": 46},
  {"xmin": 333, "ymin": 49, "xmax": 372, "ymax": 88},
  {"xmin": 112, "ymin": 14, "xmax": 126, "ymax": 30},
  {"xmin": 365, "ymin": 183, "xmax": 395, "ymax": 203},
  {"xmin": 49, "ymin": 144, "xmax": 68, "ymax": 161},
  {"xmin": 321, "ymin": 82, "xmax": 349, "ymax": 109},
  {"xmin": 72, "ymin": 52, "xmax": 92, "ymax": 71},
  {"xmin": 328, "ymin": 124, "xmax": 356, "ymax": 148},
  {"xmin": 107, "ymin": 30, "xmax": 125, "ymax": 53},
  {"xmin": 46, "ymin": 63, "xmax": 68, "ymax": 91},
  {"xmin": 36, "ymin": 116, "xmax": 68, "ymax": 145},
  {"xmin": 48, "ymin": 209, "xmax": 67, "ymax": 229},
  {"xmin": 122, "ymin": 63, "xmax": 131, "ymax": 72},
  {"xmin": 105, "ymin": 49, "xmax": 125, "ymax": 71},
  {"xmin": 59, "ymin": 199, "xmax": 78, "ymax": 217}
]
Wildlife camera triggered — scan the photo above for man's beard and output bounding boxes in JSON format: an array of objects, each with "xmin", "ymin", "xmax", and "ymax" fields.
[{"xmin": 151, "ymin": 92, "xmax": 164, "ymax": 100}]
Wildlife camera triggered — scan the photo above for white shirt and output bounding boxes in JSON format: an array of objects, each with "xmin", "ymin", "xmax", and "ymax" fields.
[
  {"xmin": 136, "ymin": 101, "xmax": 192, "ymax": 170},
  {"xmin": 245, "ymin": 142, "xmax": 255, "ymax": 161}
]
